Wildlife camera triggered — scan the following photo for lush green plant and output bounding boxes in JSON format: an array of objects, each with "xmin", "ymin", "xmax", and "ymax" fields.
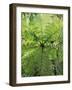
[{"xmin": 21, "ymin": 13, "xmax": 63, "ymax": 77}]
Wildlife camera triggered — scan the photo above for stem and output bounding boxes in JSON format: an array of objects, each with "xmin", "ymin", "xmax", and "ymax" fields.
[
  {"xmin": 40, "ymin": 47, "xmax": 44, "ymax": 75},
  {"xmin": 51, "ymin": 60, "xmax": 57, "ymax": 75}
]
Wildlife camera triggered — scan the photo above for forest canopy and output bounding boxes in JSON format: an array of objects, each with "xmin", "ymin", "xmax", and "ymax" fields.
[{"xmin": 21, "ymin": 12, "xmax": 63, "ymax": 77}]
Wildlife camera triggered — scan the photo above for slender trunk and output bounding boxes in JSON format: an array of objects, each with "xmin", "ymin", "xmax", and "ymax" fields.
[
  {"xmin": 51, "ymin": 60, "xmax": 57, "ymax": 75},
  {"xmin": 40, "ymin": 47, "xmax": 44, "ymax": 75}
]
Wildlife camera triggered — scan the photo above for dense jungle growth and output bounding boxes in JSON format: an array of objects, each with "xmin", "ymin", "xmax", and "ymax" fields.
[{"xmin": 21, "ymin": 12, "xmax": 63, "ymax": 77}]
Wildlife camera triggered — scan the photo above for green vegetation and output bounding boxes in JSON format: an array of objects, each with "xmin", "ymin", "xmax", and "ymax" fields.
[{"xmin": 21, "ymin": 13, "xmax": 63, "ymax": 77}]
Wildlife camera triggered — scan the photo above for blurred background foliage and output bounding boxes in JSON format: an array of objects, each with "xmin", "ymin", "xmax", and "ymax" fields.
[{"xmin": 21, "ymin": 12, "xmax": 63, "ymax": 77}]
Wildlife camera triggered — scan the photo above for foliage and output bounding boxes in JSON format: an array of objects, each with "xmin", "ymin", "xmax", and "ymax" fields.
[{"xmin": 21, "ymin": 12, "xmax": 63, "ymax": 77}]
